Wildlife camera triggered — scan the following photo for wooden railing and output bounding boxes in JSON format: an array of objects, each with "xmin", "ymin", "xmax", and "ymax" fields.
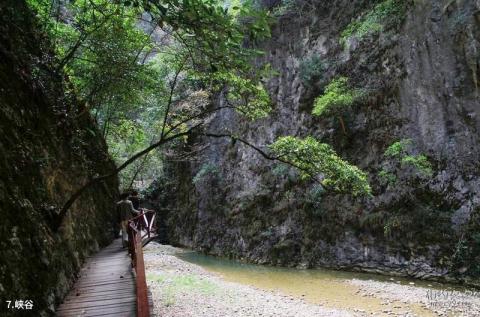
[{"xmin": 127, "ymin": 209, "xmax": 156, "ymax": 317}]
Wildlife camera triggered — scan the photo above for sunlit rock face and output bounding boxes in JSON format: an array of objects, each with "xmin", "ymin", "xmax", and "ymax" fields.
[
  {"xmin": 0, "ymin": 1, "xmax": 119, "ymax": 315},
  {"xmin": 150, "ymin": 0, "xmax": 480, "ymax": 285}
]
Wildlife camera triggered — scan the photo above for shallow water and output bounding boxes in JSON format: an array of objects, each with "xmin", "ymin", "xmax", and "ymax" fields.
[{"xmin": 176, "ymin": 251, "xmax": 472, "ymax": 315}]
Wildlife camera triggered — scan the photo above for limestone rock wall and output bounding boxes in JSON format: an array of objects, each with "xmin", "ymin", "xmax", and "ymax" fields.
[
  {"xmin": 150, "ymin": 0, "xmax": 480, "ymax": 285},
  {"xmin": 0, "ymin": 1, "xmax": 119, "ymax": 315}
]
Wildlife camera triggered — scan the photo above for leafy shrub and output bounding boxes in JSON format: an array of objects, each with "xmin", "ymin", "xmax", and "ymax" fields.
[
  {"xmin": 378, "ymin": 169, "xmax": 396, "ymax": 185},
  {"xmin": 384, "ymin": 138, "xmax": 413, "ymax": 157},
  {"xmin": 384, "ymin": 139, "xmax": 433, "ymax": 177},
  {"xmin": 192, "ymin": 163, "xmax": 218, "ymax": 184},
  {"xmin": 299, "ymin": 55, "xmax": 325, "ymax": 87},
  {"xmin": 211, "ymin": 71, "xmax": 271, "ymax": 120},
  {"xmin": 401, "ymin": 154, "xmax": 433, "ymax": 177},
  {"xmin": 269, "ymin": 136, "xmax": 371, "ymax": 196},
  {"xmin": 312, "ymin": 77, "xmax": 363, "ymax": 117},
  {"xmin": 340, "ymin": 0, "xmax": 407, "ymax": 47}
]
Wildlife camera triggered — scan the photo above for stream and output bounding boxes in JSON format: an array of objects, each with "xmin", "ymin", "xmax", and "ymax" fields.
[
  {"xmin": 176, "ymin": 251, "xmax": 478, "ymax": 316},
  {"xmin": 144, "ymin": 243, "xmax": 480, "ymax": 317}
]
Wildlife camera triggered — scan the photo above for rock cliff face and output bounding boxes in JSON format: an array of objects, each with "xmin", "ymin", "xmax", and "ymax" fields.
[
  {"xmin": 0, "ymin": 1, "xmax": 119, "ymax": 315},
  {"xmin": 151, "ymin": 0, "xmax": 480, "ymax": 284}
]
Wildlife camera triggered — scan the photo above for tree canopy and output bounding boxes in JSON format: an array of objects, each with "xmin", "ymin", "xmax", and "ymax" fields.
[{"xmin": 26, "ymin": 0, "xmax": 372, "ymax": 220}]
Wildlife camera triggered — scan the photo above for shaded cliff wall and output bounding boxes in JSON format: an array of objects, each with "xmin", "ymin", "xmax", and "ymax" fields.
[
  {"xmin": 150, "ymin": 0, "xmax": 480, "ymax": 284},
  {"xmin": 0, "ymin": 1, "xmax": 119, "ymax": 315}
]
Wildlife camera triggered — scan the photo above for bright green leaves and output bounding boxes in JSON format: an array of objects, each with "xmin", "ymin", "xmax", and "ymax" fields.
[
  {"xmin": 384, "ymin": 138, "xmax": 412, "ymax": 157},
  {"xmin": 401, "ymin": 155, "xmax": 433, "ymax": 176},
  {"xmin": 194, "ymin": 64, "xmax": 273, "ymax": 120},
  {"xmin": 340, "ymin": 0, "xmax": 407, "ymax": 47},
  {"xmin": 312, "ymin": 77, "xmax": 363, "ymax": 117},
  {"xmin": 269, "ymin": 136, "xmax": 371, "ymax": 196},
  {"xmin": 28, "ymin": 0, "xmax": 152, "ymax": 110},
  {"xmin": 378, "ymin": 169, "xmax": 396, "ymax": 185},
  {"xmin": 232, "ymin": 81, "xmax": 270, "ymax": 120},
  {"xmin": 212, "ymin": 72, "xmax": 270, "ymax": 120},
  {"xmin": 28, "ymin": 0, "xmax": 273, "ymax": 122},
  {"xmin": 384, "ymin": 139, "xmax": 434, "ymax": 177},
  {"xmin": 109, "ymin": 119, "xmax": 146, "ymax": 160},
  {"xmin": 378, "ymin": 139, "xmax": 433, "ymax": 187}
]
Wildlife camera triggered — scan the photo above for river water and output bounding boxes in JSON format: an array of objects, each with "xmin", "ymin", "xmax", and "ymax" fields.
[{"xmin": 176, "ymin": 251, "xmax": 477, "ymax": 316}]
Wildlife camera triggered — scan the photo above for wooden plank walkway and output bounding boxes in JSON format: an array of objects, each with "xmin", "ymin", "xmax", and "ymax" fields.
[{"xmin": 57, "ymin": 239, "xmax": 137, "ymax": 317}]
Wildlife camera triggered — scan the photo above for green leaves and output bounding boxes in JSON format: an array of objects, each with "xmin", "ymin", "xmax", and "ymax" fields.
[
  {"xmin": 384, "ymin": 138, "xmax": 412, "ymax": 157},
  {"xmin": 384, "ymin": 139, "xmax": 433, "ymax": 177},
  {"xmin": 199, "ymin": 70, "xmax": 271, "ymax": 120},
  {"xmin": 312, "ymin": 77, "xmax": 363, "ymax": 117},
  {"xmin": 26, "ymin": 0, "xmax": 273, "ymax": 187},
  {"xmin": 299, "ymin": 55, "xmax": 324, "ymax": 87},
  {"xmin": 269, "ymin": 136, "xmax": 371, "ymax": 196},
  {"xmin": 339, "ymin": 0, "xmax": 407, "ymax": 47},
  {"xmin": 223, "ymin": 74, "xmax": 271, "ymax": 120},
  {"xmin": 400, "ymin": 155, "xmax": 433, "ymax": 177}
]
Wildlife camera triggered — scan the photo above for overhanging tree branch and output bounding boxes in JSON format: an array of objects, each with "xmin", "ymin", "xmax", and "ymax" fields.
[
  {"xmin": 56, "ymin": 123, "xmax": 201, "ymax": 229},
  {"xmin": 203, "ymin": 132, "xmax": 320, "ymax": 182},
  {"xmin": 127, "ymin": 152, "xmax": 151, "ymax": 190},
  {"xmin": 163, "ymin": 105, "xmax": 234, "ymax": 138},
  {"xmin": 160, "ymin": 59, "xmax": 186, "ymax": 139}
]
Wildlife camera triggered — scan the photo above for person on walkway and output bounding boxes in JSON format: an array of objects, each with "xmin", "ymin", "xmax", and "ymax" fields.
[
  {"xmin": 129, "ymin": 190, "xmax": 141, "ymax": 210},
  {"xmin": 117, "ymin": 192, "xmax": 140, "ymax": 248}
]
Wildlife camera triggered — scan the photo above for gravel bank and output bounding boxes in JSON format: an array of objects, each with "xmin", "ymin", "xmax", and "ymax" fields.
[
  {"xmin": 350, "ymin": 279, "xmax": 480, "ymax": 317},
  {"xmin": 144, "ymin": 242, "xmax": 352, "ymax": 317},
  {"xmin": 144, "ymin": 242, "xmax": 480, "ymax": 317}
]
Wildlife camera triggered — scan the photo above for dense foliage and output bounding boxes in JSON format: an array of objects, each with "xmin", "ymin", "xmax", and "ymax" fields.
[
  {"xmin": 299, "ymin": 54, "xmax": 324, "ymax": 87},
  {"xmin": 27, "ymin": 0, "xmax": 371, "ymax": 204},
  {"xmin": 385, "ymin": 139, "xmax": 433, "ymax": 177},
  {"xmin": 312, "ymin": 77, "xmax": 363, "ymax": 117},
  {"xmin": 340, "ymin": 0, "xmax": 407, "ymax": 47},
  {"xmin": 27, "ymin": 0, "xmax": 271, "ymax": 189},
  {"xmin": 269, "ymin": 136, "xmax": 371, "ymax": 196}
]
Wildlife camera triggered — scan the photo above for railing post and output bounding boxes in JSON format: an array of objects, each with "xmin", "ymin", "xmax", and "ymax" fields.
[
  {"xmin": 135, "ymin": 233, "xmax": 149, "ymax": 317},
  {"xmin": 127, "ymin": 210, "xmax": 155, "ymax": 317}
]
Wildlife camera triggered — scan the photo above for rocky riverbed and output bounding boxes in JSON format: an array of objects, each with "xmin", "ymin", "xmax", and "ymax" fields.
[
  {"xmin": 349, "ymin": 279, "xmax": 480, "ymax": 316},
  {"xmin": 144, "ymin": 242, "xmax": 480, "ymax": 317}
]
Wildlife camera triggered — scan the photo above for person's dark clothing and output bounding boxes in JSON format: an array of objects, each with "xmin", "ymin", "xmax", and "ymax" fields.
[{"xmin": 130, "ymin": 196, "xmax": 141, "ymax": 210}]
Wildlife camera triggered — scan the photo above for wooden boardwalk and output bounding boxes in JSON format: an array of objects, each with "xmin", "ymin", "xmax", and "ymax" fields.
[{"xmin": 57, "ymin": 239, "xmax": 138, "ymax": 317}]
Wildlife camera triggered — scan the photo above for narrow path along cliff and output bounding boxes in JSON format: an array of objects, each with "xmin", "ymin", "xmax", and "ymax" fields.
[
  {"xmin": 144, "ymin": 242, "xmax": 480, "ymax": 317},
  {"xmin": 3, "ymin": 0, "xmax": 480, "ymax": 316}
]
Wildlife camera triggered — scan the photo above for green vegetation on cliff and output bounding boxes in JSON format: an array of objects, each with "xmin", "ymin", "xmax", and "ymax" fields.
[
  {"xmin": 384, "ymin": 139, "xmax": 433, "ymax": 177},
  {"xmin": 312, "ymin": 77, "xmax": 364, "ymax": 117},
  {"xmin": 26, "ymin": 0, "xmax": 369, "ymax": 205},
  {"xmin": 269, "ymin": 136, "xmax": 371, "ymax": 196},
  {"xmin": 26, "ymin": 0, "xmax": 272, "ymax": 192},
  {"xmin": 340, "ymin": 0, "xmax": 407, "ymax": 47}
]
